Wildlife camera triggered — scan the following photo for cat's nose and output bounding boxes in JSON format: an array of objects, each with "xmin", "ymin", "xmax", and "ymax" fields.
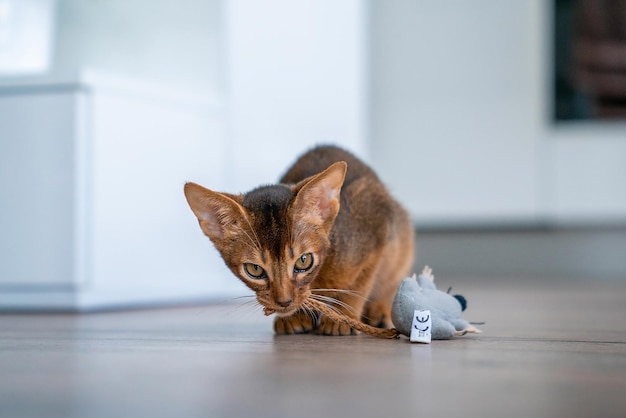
[{"xmin": 276, "ymin": 298, "xmax": 293, "ymax": 308}]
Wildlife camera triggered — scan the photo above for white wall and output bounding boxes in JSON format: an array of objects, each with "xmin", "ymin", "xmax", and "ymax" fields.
[
  {"xmin": 370, "ymin": 1, "xmax": 541, "ymax": 224},
  {"xmin": 370, "ymin": 0, "xmax": 626, "ymax": 227},
  {"xmin": 52, "ymin": 0, "xmax": 222, "ymax": 97},
  {"xmin": 548, "ymin": 123, "xmax": 626, "ymax": 224},
  {"xmin": 224, "ymin": 0, "xmax": 368, "ymax": 192},
  {"xmin": 0, "ymin": 0, "xmax": 56, "ymax": 75}
]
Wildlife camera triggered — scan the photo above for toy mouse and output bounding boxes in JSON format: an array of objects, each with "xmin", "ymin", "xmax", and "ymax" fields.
[{"xmin": 391, "ymin": 266, "xmax": 482, "ymax": 340}]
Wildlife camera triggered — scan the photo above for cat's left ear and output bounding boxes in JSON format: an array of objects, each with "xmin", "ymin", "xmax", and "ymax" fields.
[
  {"xmin": 291, "ymin": 161, "xmax": 347, "ymax": 229},
  {"xmin": 183, "ymin": 182, "xmax": 246, "ymax": 242}
]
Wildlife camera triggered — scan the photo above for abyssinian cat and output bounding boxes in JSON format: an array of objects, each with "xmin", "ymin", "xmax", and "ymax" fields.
[{"xmin": 184, "ymin": 145, "xmax": 414, "ymax": 335}]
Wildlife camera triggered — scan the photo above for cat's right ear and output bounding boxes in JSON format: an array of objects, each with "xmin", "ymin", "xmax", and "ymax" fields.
[
  {"xmin": 183, "ymin": 182, "xmax": 245, "ymax": 241},
  {"xmin": 291, "ymin": 161, "xmax": 347, "ymax": 230}
]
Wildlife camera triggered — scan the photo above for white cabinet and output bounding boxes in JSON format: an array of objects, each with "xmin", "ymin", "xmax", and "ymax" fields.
[
  {"xmin": 0, "ymin": 73, "xmax": 243, "ymax": 310},
  {"xmin": 0, "ymin": 90, "xmax": 76, "ymax": 286}
]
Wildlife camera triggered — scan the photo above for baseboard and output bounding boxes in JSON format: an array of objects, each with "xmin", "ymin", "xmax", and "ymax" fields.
[{"xmin": 414, "ymin": 226, "xmax": 626, "ymax": 280}]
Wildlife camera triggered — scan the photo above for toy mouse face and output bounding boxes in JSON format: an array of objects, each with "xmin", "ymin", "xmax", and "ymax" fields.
[{"xmin": 411, "ymin": 310, "xmax": 432, "ymax": 342}]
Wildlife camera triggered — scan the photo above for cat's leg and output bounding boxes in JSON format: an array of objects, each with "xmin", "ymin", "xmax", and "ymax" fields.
[
  {"xmin": 314, "ymin": 263, "xmax": 378, "ymax": 336},
  {"xmin": 362, "ymin": 218, "xmax": 415, "ymax": 328},
  {"xmin": 315, "ymin": 295, "xmax": 364, "ymax": 336},
  {"xmin": 274, "ymin": 310, "xmax": 318, "ymax": 334},
  {"xmin": 361, "ymin": 264, "xmax": 407, "ymax": 328}
]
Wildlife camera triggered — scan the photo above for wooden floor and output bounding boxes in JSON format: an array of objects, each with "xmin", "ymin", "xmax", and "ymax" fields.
[{"xmin": 1, "ymin": 276, "xmax": 626, "ymax": 418}]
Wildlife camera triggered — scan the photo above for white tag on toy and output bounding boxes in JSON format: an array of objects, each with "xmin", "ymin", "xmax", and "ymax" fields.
[{"xmin": 410, "ymin": 309, "xmax": 432, "ymax": 343}]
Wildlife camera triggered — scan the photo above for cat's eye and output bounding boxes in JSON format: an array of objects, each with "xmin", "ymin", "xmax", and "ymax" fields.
[
  {"xmin": 294, "ymin": 253, "xmax": 314, "ymax": 272},
  {"xmin": 244, "ymin": 263, "xmax": 266, "ymax": 279}
]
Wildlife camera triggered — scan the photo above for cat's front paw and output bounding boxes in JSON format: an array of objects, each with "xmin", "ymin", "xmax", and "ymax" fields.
[
  {"xmin": 316, "ymin": 316, "xmax": 357, "ymax": 336},
  {"xmin": 274, "ymin": 310, "xmax": 317, "ymax": 335}
]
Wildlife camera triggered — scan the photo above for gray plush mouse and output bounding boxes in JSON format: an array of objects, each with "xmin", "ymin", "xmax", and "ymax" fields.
[{"xmin": 391, "ymin": 266, "xmax": 482, "ymax": 340}]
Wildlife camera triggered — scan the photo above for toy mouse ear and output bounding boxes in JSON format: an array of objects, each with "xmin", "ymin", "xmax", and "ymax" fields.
[{"xmin": 454, "ymin": 294, "xmax": 467, "ymax": 311}]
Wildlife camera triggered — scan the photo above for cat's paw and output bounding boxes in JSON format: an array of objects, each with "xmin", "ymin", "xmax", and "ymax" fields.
[
  {"xmin": 315, "ymin": 315, "xmax": 357, "ymax": 336},
  {"xmin": 274, "ymin": 310, "xmax": 317, "ymax": 335}
]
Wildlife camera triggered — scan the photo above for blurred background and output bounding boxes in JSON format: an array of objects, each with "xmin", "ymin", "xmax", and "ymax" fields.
[{"xmin": 1, "ymin": 0, "xmax": 625, "ymax": 311}]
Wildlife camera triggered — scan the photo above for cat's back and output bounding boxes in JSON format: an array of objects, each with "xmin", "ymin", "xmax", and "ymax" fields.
[
  {"xmin": 280, "ymin": 145, "xmax": 379, "ymax": 187},
  {"xmin": 282, "ymin": 145, "xmax": 410, "ymax": 254}
]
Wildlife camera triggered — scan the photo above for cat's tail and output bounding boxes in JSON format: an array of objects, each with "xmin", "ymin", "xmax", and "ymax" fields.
[{"xmin": 305, "ymin": 298, "xmax": 400, "ymax": 339}]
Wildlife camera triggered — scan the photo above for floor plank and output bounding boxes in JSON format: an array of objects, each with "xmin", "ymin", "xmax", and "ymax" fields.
[{"xmin": 1, "ymin": 277, "xmax": 625, "ymax": 418}]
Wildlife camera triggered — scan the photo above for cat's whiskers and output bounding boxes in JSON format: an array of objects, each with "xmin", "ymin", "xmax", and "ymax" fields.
[
  {"xmin": 299, "ymin": 302, "xmax": 318, "ymax": 324},
  {"xmin": 311, "ymin": 288, "xmax": 369, "ymax": 301},
  {"xmin": 184, "ymin": 294, "xmax": 258, "ymax": 319},
  {"xmin": 227, "ymin": 298, "xmax": 265, "ymax": 318},
  {"xmin": 312, "ymin": 293, "xmax": 382, "ymax": 324},
  {"xmin": 230, "ymin": 294, "xmax": 256, "ymax": 301},
  {"xmin": 311, "ymin": 289, "xmax": 375, "ymax": 321},
  {"xmin": 309, "ymin": 294, "xmax": 357, "ymax": 314},
  {"xmin": 303, "ymin": 299, "xmax": 343, "ymax": 321},
  {"xmin": 305, "ymin": 298, "xmax": 344, "ymax": 316}
]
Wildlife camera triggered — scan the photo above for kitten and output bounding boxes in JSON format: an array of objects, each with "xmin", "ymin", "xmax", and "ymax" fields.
[{"xmin": 184, "ymin": 145, "xmax": 414, "ymax": 335}]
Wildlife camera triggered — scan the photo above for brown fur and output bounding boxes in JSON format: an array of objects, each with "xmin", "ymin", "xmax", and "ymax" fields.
[{"xmin": 184, "ymin": 145, "xmax": 414, "ymax": 335}]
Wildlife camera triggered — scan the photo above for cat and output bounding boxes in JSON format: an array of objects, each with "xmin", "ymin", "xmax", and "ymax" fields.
[{"xmin": 183, "ymin": 145, "xmax": 414, "ymax": 335}]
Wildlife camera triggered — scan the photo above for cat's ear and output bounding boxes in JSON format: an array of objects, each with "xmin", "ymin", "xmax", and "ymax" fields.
[
  {"xmin": 292, "ymin": 161, "xmax": 347, "ymax": 229},
  {"xmin": 183, "ymin": 182, "xmax": 246, "ymax": 241}
]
